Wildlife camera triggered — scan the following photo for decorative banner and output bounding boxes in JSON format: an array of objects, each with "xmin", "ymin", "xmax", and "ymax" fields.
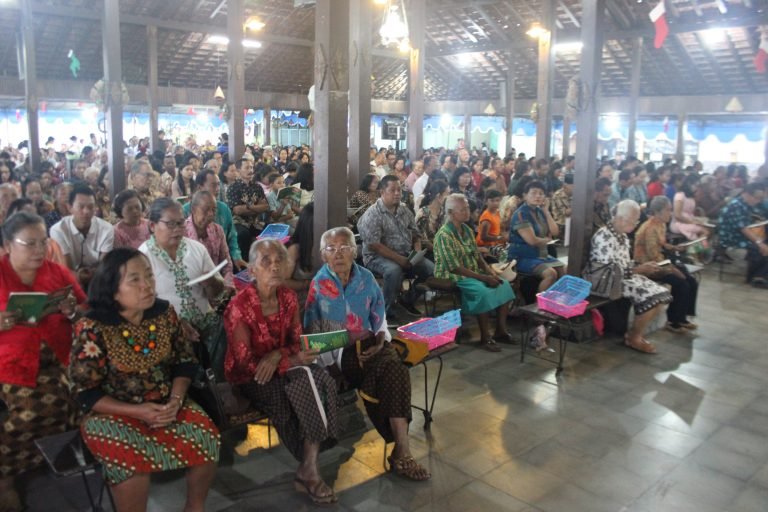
[
  {"xmin": 649, "ymin": 1, "xmax": 668, "ymax": 49},
  {"xmin": 68, "ymin": 49, "xmax": 80, "ymax": 77}
]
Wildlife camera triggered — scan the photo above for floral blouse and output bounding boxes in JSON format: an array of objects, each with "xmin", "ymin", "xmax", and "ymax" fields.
[
  {"xmin": 223, "ymin": 285, "xmax": 302, "ymax": 384},
  {"xmin": 69, "ymin": 300, "xmax": 198, "ymax": 413},
  {"xmin": 415, "ymin": 205, "xmax": 446, "ymax": 247}
]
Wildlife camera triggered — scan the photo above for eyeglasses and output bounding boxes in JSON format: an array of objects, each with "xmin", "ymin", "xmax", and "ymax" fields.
[
  {"xmin": 322, "ymin": 245, "xmax": 354, "ymax": 255},
  {"xmin": 157, "ymin": 219, "xmax": 185, "ymax": 230},
  {"xmin": 14, "ymin": 238, "xmax": 49, "ymax": 250}
]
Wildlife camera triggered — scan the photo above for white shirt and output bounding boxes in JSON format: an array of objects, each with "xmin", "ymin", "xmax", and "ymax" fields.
[
  {"xmin": 412, "ymin": 173, "xmax": 430, "ymax": 210},
  {"xmin": 50, "ymin": 216, "xmax": 114, "ymax": 269},
  {"xmin": 370, "ymin": 161, "xmax": 389, "ymax": 179},
  {"xmin": 139, "ymin": 238, "xmax": 215, "ymax": 322}
]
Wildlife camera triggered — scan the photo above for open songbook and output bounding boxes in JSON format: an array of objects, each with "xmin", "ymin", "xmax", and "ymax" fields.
[{"xmin": 5, "ymin": 285, "xmax": 73, "ymax": 325}]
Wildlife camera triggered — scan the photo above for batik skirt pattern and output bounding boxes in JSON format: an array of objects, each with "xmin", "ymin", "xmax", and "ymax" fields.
[
  {"xmin": 0, "ymin": 345, "xmax": 75, "ymax": 477},
  {"xmin": 80, "ymin": 399, "xmax": 220, "ymax": 484}
]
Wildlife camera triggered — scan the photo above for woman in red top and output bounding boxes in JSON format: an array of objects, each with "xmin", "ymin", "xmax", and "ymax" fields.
[
  {"xmin": 647, "ymin": 167, "xmax": 670, "ymax": 199},
  {"xmin": 224, "ymin": 238, "xmax": 339, "ymax": 505},
  {"xmin": 0, "ymin": 212, "xmax": 85, "ymax": 510}
]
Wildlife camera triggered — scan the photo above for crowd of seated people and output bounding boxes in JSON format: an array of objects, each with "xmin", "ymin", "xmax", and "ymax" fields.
[{"xmin": 1, "ymin": 133, "xmax": 766, "ymax": 510}]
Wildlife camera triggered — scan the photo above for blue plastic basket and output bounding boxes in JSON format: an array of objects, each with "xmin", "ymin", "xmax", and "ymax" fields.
[
  {"xmin": 257, "ymin": 223, "xmax": 290, "ymax": 240},
  {"xmin": 541, "ymin": 275, "xmax": 592, "ymax": 306}
]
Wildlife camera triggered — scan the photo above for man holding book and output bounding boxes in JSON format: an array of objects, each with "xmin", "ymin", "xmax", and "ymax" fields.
[
  {"xmin": 718, "ymin": 182, "xmax": 768, "ymax": 288},
  {"xmin": 50, "ymin": 184, "xmax": 114, "ymax": 289}
]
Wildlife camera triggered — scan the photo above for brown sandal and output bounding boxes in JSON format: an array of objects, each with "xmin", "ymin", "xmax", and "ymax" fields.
[
  {"xmin": 625, "ymin": 334, "xmax": 657, "ymax": 354},
  {"xmin": 294, "ymin": 477, "xmax": 338, "ymax": 505},
  {"xmin": 387, "ymin": 455, "xmax": 431, "ymax": 481}
]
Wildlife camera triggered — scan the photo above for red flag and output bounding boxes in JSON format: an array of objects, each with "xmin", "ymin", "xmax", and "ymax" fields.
[
  {"xmin": 755, "ymin": 35, "xmax": 768, "ymax": 74},
  {"xmin": 649, "ymin": 1, "xmax": 668, "ymax": 49}
]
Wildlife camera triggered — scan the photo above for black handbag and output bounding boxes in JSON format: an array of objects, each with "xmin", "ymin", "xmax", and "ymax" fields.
[{"xmin": 583, "ymin": 261, "xmax": 623, "ymax": 300}]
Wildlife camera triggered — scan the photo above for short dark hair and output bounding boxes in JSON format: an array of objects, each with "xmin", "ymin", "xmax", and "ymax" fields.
[
  {"xmin": 595, "ymin": 177, "xmax": 612, "ymax": 192},
  {"xmin": 618, "ymin": 170, "xmax": 633, "ymax": 183},
  {"xmin": 267, "ymin": 173, "xmax": 282, "ymax": 185},
  {"xmin": 744, "ymin": 182, "xmax": 766, "ymax": 196},
  {"xmin": 484, "ymin": 189, "xmax": 503, "ymax": 201},
  {"xmin": 68, "ymin": 184, "xmax": 95, "ymax": 205},
  {"xmin": 563, "ymin": 173, "xmax": 574, "ymax": 185},
  {"xmin": 113, "ymin": 189, "xmax": 143, "ymax": 219},
  {"xmin": 1, "ymin": 211, "xmax": 45, "ymax": 242},
  {"xmin": 148, "ymin": 197, "xmax": 182, "ymax": 223},
  {"xmin": 195, "ymin": 169, "xmax": 216, "ymax": 188},
  {"xmin": 524, "ymin": 180, "xmax": 546, "ymax": 194},
  {"xmin": 6, "ymin": 198, "xmax": 34, "ymax": 217},
  {"xmin": 87, "ymin": 248, "xmax": 149, "ymax": 314},
  {"xmin": 378, "ymin": 174, "xmax": 399, "ymax": 191}
]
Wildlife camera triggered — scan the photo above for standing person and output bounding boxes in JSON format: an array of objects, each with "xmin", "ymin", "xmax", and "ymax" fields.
[
  {"xmin": 226, "ymin": 158, "xmax": 269, "ymax": 261},
  {"xmin": 0, "ymin": 212, "xmax": 85, "ymax": 511},
  {"xmin": 70, "ymin": 249, "xmax": 220, "ymax": 512},
  {"xmin": 50, "ymin": 185, "xmax": 114, "ymax": 289},
  {"xmin": 224, "ymin": 240, "xmax": 339, "ymax": 505}
]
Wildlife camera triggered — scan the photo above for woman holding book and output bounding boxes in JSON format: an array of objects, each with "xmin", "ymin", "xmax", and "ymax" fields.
[
  {"xmin": 634, "ymin": 196, "xmax": 699, "ymax": 334},
  {"xmin": 224, "ymin": 238, "xmax": 340, "ymax": 505},
  {"xmin": 0, "ymin": 212, "xmax": 85, "ymax": 511},
  {"xmin": 69, "ymin": 248, "xmax": 220, "ymax": 512},
  {"xmin": 304, "ymin": 227, "xmax": 431, "ymax": 482}
]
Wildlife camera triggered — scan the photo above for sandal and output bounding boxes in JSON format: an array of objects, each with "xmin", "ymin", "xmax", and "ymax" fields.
[
  {"xmin": 493, "ymin": 331, "xmax": 518, "ymax": 345},
  {"xmin": 294, "ymin": 477, "xmax": 338, "ymax": 506},
  {"xmin": 481, "ymin": 339, "xmax": 502, "ymax": 352},
  {"xmin": 387, "ymin": 455, "xmax": 431, "ymax": 481},
  {"xmin": 625, "ymin": 334, "xmax": 656, "ymax": 354}
]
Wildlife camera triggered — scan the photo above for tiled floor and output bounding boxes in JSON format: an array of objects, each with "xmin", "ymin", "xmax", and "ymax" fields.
[{"xmin": 22, "ymin": 265, "xmax": 768, "ymax": 511}]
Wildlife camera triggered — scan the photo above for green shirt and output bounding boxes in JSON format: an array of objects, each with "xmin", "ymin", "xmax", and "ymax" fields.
[
  {"xmin": 433, "ymin": 222, "xmax": 480, "ymax": 282},
  {"xmin": 182, "ymin": 199, "xmax": 241, "ymax": 261}
]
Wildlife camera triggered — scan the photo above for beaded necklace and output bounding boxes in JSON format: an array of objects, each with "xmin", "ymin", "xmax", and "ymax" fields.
[{"xmin": 122, "ymin": 323, "xmax": 158, "ymax": 355}]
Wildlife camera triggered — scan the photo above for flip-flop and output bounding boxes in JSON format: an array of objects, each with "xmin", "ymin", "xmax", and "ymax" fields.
[
  {"xmin": 294, "ymin": 477, "xmax": 338, "ymax": 506},
  {"xmin": 481, "ymin": 339, "xmax": 502, "ymax": 352}
]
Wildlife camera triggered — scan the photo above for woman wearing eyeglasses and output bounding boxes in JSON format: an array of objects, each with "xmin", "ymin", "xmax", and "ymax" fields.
[
  {"xmin": 304, "ymin": 227, "xmax": 431, "ymax": 482},
  {"xmin": 139, "ymin": 198, "xmax": 226, "ymax": 370},
  {"xmin": 0, "ymin": 212, "xmax": 85, "ymax": 511}
]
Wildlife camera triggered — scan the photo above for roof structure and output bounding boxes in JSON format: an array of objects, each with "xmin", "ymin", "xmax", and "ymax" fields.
[{"xmin": 0, "ymin": 0, "xmax": 766, "ymax": 103}]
